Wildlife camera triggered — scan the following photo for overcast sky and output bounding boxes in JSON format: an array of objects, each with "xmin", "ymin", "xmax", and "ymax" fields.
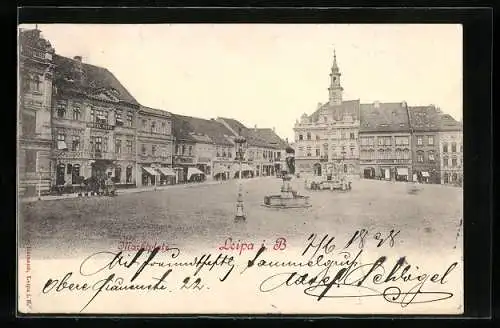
[{"xmin": 22, "ymin": 24, "xmax": 462, "ymax": 140}]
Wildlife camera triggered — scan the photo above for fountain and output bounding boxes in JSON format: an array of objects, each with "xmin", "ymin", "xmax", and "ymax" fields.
[{"xmin": 263, "ymin": 146, "xmax": 311, "ymax": 208}]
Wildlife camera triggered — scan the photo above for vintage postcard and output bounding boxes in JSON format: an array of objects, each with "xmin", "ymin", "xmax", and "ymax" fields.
[{"xmin": 17, "ymin": 24, "xmax": 463, "ymax": 315}]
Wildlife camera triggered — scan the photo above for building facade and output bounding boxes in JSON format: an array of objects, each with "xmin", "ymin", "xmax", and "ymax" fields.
[
  {"xmin": 408, "ymin": 105, "xmax": 442, "ymax": 184},
  {"xmin": 438, "ymin": 114, "xmax": 463, "ymax": 185},
  {"xmin": 18, "ymin": 28, "xmax": 56, "ymax": 196},
  {"xmin": 50, "ymin": 54, "xmax": 140, "ymax": 188},
  {"xmin": 293, "ymin": 51, "xmax": 360, "ymax": 178},
  {"xmin": 137, "ymin": 106, "xmax": 174, "ymax": 186},
  {"xmin": 359, "ymin": 102, "xmax": 413, "ymax": 181},
  {"xmin": 217, "ymin": 118, "xmax": 288, "ymax": 178}
]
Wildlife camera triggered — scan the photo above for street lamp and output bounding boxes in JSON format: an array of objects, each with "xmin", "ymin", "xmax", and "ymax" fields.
[{"xmin": 234, "ymin": 133, "xmax": 247, "ymax": 222}]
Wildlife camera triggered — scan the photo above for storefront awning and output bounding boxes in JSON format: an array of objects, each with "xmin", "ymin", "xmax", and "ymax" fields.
[
  {"xmin": 188, "ymin": 167, "xmax": 205, "ymax": 179},
  {"xmin": 421, "ymin": 171, "xmax": 430, "ymax": 177},
  {"xmin": 397, "ymin": 167, "xmax": 409, "ymax": 175},
  {"xmin": 213, "ymin": 167, "xmax": 229, "ymax": 175},
  {"xmin": 157, "ymin": 167, "xmax": 176, "ymax": 176},
  {"xmin": 142, "ymin": 167, "xmax": 159, "ymax": 176}
]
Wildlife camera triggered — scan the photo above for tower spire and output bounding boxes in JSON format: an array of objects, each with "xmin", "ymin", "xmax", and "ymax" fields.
[{"xmin": 328, "ymin": 48, "xmax": 343, "ymax": 105}]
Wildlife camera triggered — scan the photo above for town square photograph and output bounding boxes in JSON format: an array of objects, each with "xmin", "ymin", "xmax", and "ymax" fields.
[{"xmin": 17, "ymin": 24, "xmax": 464, "ymax": 314}]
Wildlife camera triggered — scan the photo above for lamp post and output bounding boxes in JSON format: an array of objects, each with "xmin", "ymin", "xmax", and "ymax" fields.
[{"xmin": 234, "ymin": 133, "xmax": 247, "ymax": 222}]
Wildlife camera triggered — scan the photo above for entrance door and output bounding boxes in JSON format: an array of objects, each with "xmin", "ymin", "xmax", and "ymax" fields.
[
  {"xmin": 384, "ymin": 168, "xmax": 390, "ymax": 180},
  {"xmin": 313, "ymin": 163, "xmax": 322, "ymax": 176},
  {"xmin": 56, "ymin": 164, "xmax": 65, "ymax": 185}
]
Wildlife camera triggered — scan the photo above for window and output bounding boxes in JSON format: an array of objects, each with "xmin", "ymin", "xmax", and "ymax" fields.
[
  {"xmin": 323, "ymin": 116, "xmax": 327, "ymax": 123},
  {"xmin": 182, "ymin": 145, "xmax": 186, "ymax": 155},
  {"xmin": 115, "ymin": 166, "xmax": 122, "ymax": 183},
  {"xmin": 451, "ymin": 142, "xmax": 457, "ymax": 153},
  {"xmin": 452, "ymin": 157, "xmax": 457, "ymax": 167},
  {"xmin": 378, "ymin": 137, "xmax": 384, "ymax": 146},
  {"xmin": 384, "ymin": 137, "xmax": 391, "ymax": 146},
  {"xmin": 443, "ymin": 143, "xmax": 448, "ymax": 153},
  {"xmin": 126, "ymin": 140, "xmax": 133, "ymax": 153},
  {"xmin": 57, "ymin": 101, "xmax": 67, "ymax": 118},
  {"xmin": 307, "ymin": 132, "xmax": 311, "ymax": 140},
  {"xmin": 28, "ymin": 74, "xmax": 42, "ymax": 92},
  {"xmin": 395, "ymin": 136, "xmax": 409, "ymax": 146},
  {"xmin": 216, "ymin": 147, "xmax": 220, "ymax": 157},
  {"xmin": 188, "ymin": 146, "xmax": 193, "ymax": 156},
  {"xmin": 102, "ymin": 137, "xmax": 108, "ymax": 152},
  {"xmin": 316, "ymin": 135, "xmax": 320, "ymax": 140},
  {"xmin": 152, "ymin": 145, "xmax": 157, "ymax": 156},
  {"xmin": 115, "ymin": 109, "xmax": 123, "ymax": 126},
  {"xmin": 142, "ymin": 120, "xmax": 148, "ymax": 131},
  {"xmin": 350, "ymin": 147, "xmax": 355, "ymax": 156},
  {"xmin": 141, "ymin": 144, "xmax": 147, "ymax": 155},
  {"xmin": 298, "ymin": 134, "xmax": 303, "ymax": 141},
  {"xmin": 417, "ymin": 136, "xmax": 423, "ymax": 145},
  {"xmin": 126, "ymin": 166, "xmax": 133, "ymax": 183},
  {"xmin": 350, "ymin": 132, "xmax": 355, "ymax": 140},
  {"xmin": 91, "ymin": 136, "xmax": 102, "ymax": 153},
  {"xmin": 341, "ymin": 131, "xmax": 346, "ymax": 139},
  {"xmin": 443, "ymin": 156, "xmax": 449, "ymax": 167},
  {"xmin": 126, "ymin": 112, "xmax": 133, "ymax": 127},
  {"xmin": 306, "ymin": 146, "xmax": 311, "ymax": 157},
  {"xmin": 417, "ymin": 152, "xmax": 424, "ymax": 163},
  {"xmin": 57, "ymin": 132, "xmax": 66, "ymax": 142},
  {"xmin": 428, "ymin": 136, "xmax": 434, "ymax": 145},
  {"xmin": 315, "ymin": 148, "xmax": 320, "ymax": 156},
  {"xmin": 72, "ymin": 103, "xmax": 81, "ymax": 120},
  {"xmin": 96, "ymin": 109, "xmax": 108, "ymax": 124},
  {"xmin": 151, "ymin": 122, "xmax": 156, "ymax": 133},
  {"xmin": 22, "ymin": 113, "xmax": 36, "ymax": 137},
  {"xmin": 71, "ymin": 135, "xmax": 80, "ymax": 151},
  {"xmin": 460, "ymin": 143, "xmax": 463, "ymax": 152},
  {"xmin": 428, "ymin": 152, "xmax": 435, "ymax": 162},
  {"xmin": 161, "ymin": 122, "xmax": 166, "ymax": 134},
  {"xmin": 115, "ymin": 139, "xmax": 122, "ymax": 154},
  {"xmin": 90, "ymin": 107, "xmax": 95, "ymax": 122},
  {"xmin": 25, "ymin": 150, "xmax": 36, "ymax": 173}
]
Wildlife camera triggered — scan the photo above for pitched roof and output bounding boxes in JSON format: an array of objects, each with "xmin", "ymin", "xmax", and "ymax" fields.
[
  {"xmin": 140, "ymin": 105, "xmax": 171, "ymax": 118},
  {"xmin": 310, "ymin": 99, "xmax": 361, "ymax": 123},
  {"xmin": 253, "ymin": 128, "xmax": 289, "ymax": 149},
  {"xmin": 217, "ymin": 118, "xmax": 287, "ymax": 149},
  {"xmin": 172, "ymin": 114, "xmax": 235, "ymax": 146},
  {"xmin": 53, "ymin": 54, "xmax": 139, "ymax": 106},
  {"xmin": 360, "ymin": 102, "xmax": 410, "ymax": 133},
  {"xmin": 408, "ymin": 106, "xmax": 442, "ymax": 131},
  {"xmin": 438, "ymin": 113, "xmax": 463, "ymax": 131}
]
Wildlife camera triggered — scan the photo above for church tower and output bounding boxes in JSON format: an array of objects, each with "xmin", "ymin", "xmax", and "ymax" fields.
[{"xmin": 328, "ymin": 49, "xmax": 343, "ymax": 105}]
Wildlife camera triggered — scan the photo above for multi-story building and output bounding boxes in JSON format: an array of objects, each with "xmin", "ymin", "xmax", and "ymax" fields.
[
  {"xmin": 408, "ymin": 105, "xmax": 442, "ymax": 183},
  {"xmin": 50, "ymin": 53, "xmax": 140, "ymax": 187},
  {"xmin": 137, "ymin": 106, "xmax": 175, "ymax": 186},
  {"xmin": 174, "ymin": 115, "xmax": 237, "ymax": 180},
  {"xmin": 217, "ymin": 118, "xmax": 288, "ymax": 177},
  {"xmin": 293, "ymin": 50, "xmax": 360, "ymax": 178},
  {"xmin": 438, "ymin": 114, "xmax": 463, "ymax": 185},
  {"xmin": 18, "ymin": 28, "xmax": 56, "ymax": 196},
  {"xmin": 359, "ymin": 102, "xmax": 412, "ymax": 181}
]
